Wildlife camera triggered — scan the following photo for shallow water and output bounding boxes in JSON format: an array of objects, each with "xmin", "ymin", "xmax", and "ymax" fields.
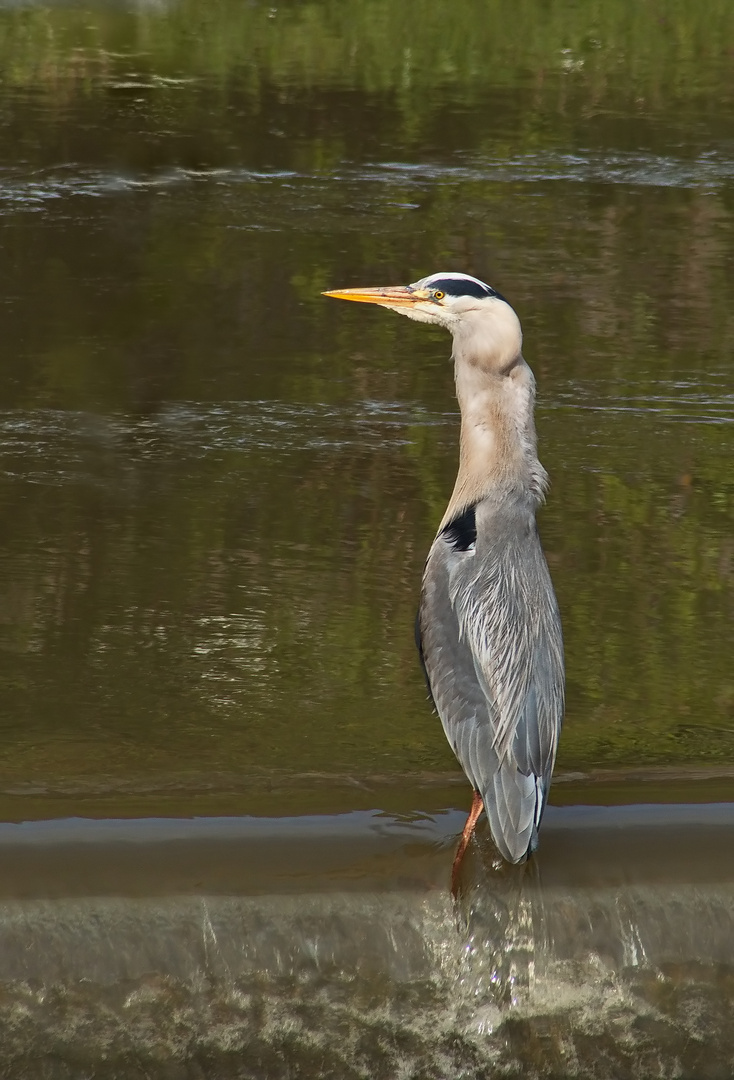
[{"xmin": 0, "ymin": 0, "xmax": 733, "ymax": 1074}]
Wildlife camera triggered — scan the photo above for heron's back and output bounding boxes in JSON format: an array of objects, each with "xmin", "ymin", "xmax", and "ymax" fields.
[{"xmin": 417, "ymin": 495, "xmax": 564, "ymax": 863}]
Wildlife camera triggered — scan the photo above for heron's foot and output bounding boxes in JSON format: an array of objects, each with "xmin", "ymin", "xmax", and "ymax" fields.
[{"xmin": 451, "ymin": 789, "xmax": 484, "ymax": 898}]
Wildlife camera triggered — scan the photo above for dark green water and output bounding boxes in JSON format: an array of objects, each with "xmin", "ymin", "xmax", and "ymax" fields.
[{"xmin": 0, "ymin": 1, "xmax": 733, "ymax": 1075}]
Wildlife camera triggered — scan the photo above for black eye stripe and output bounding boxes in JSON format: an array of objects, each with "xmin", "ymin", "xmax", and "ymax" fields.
[{"xmin": 428, "ymin": 277, "xmax": 500, "ymax": 300}]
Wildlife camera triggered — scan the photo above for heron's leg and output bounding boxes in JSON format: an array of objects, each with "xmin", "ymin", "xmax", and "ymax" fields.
[{"xmin": 451, "ymin": 789, "xmax": 484, "ymax": 896}]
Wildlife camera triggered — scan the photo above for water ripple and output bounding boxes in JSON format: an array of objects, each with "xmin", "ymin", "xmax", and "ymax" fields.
[
  {"xmin": 2, "ymin": 147, "xmax": 732, "ymax": 214},
  {"xmin": 0, "ymin": 388, "xmax": 731, "ymax": 485}
]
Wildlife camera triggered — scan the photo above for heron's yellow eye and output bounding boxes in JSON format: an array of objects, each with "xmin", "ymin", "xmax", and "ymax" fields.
[{"xmin": 434, "ymin": 290, "xmax": 445, "ymax": 301}]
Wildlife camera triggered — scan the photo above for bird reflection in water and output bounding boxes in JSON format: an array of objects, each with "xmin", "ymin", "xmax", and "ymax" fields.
[{"xmin": 324, "ymin": 273, "xmax": 564, "ymax": 890}]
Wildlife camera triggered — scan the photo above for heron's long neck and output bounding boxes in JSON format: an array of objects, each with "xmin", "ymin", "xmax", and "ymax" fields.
[{"xmin": 439, "ymin": 354, "xmax": 548, "ymax": 531}]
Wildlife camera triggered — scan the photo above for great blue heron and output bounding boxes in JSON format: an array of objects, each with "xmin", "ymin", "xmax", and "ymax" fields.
[{"xmin": 324, "ymin": 272, "xmax": 564, "ymax": 884}]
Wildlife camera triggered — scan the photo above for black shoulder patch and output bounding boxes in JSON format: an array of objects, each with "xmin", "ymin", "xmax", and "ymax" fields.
[{"xmin": 441, "ymin": 503, "xmax": 477, "ymax": 551}]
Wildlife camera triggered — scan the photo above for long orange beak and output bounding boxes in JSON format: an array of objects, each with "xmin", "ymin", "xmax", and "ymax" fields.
[{"xmin": 322, "ymin": 285, "xmax": 426, "ymax": 308}]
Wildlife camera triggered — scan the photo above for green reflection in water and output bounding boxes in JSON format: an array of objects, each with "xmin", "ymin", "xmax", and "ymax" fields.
[{"xmin": 0, "ymin": 0, "xmax": 731, "ymax": 805}]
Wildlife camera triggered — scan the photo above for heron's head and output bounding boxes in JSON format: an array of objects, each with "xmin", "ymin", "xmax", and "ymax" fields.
[
  {"xmin": 324, "ymin": 271, "xmax": 522, "ymax": 369},
  {"xmin": 323, "ymin": 271, "xmax": 508, "ymax": 326}
]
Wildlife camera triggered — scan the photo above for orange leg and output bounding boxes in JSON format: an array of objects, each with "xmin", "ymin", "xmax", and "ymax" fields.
[{"xmin": 451, "ymin": 789, "xmax": 484, "ymax": 896}]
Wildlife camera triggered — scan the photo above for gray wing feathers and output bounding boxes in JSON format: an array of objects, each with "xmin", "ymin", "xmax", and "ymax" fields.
[{"xmin": 419, "ymin": 499, "xmax": 564, "ymax": 864}]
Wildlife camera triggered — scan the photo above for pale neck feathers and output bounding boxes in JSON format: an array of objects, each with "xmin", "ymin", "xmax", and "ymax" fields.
[{"xmin": 439, "ymin": 305, "xmax": 548, "ymax": 531}]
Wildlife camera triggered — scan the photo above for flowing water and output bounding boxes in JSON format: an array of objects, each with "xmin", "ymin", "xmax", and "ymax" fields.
[{"xmin": 0, "ymin": 1, "xmax": 733, "ymax": 1075}]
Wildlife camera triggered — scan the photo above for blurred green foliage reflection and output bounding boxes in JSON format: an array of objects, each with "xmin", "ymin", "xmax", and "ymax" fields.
[{"xmin": 0, "ymin": 0, "xmax": 732, "ymax": 811}]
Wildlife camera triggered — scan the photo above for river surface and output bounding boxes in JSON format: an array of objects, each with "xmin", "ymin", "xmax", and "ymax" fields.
[{"xmin": 0, "ymin": 1, "xmax": 733, "ymax": 1076}]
